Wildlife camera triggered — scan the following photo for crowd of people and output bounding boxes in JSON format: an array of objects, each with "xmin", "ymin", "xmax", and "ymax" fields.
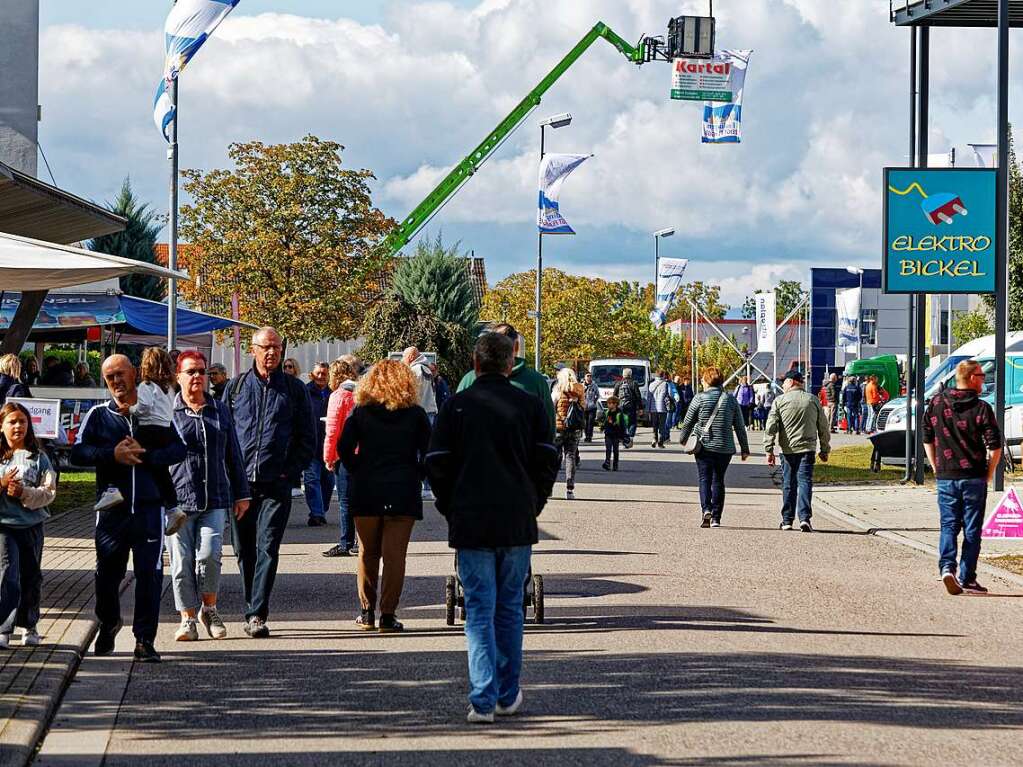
[
  {"xmin": 819, "ymin": 372, "xmax": 891, "ymax": 436},
  {"xmin": 0, "ymin": 328, "xmax": 1001, "ymax": 722}
]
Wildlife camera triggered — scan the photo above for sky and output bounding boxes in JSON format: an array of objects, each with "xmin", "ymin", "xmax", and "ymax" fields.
[{"xmin": 34, "ymin": 0, "xmax": 1023, "ymax": 309}]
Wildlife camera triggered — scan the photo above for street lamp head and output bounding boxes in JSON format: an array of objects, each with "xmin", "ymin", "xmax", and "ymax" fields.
[
  {"xmin": 541, "ymin": 112, "xmax": 573, "ymax": 129},
  {"xmin": 654, "ymin": 227, "xmax": 676, "ymax": 238}
]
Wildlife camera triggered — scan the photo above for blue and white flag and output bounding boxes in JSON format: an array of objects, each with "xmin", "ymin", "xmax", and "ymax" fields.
[
  {"xmin": 650, "ymin": 257, "xmax": 689, "ymax": 328},
  {"xmin": 702, "ymin": 49, "xmax": 752, "ymax": 144},
  {"xmin": 153, "ymin": 0, "xmax": 241, "ymax": 141},
  {"xmin": 836, "ymin": 287, "xmax": 860, "ymax": 353},
  {"xmin": 538, "ymin": 153, "xmax": 591, "ymax": 234}
]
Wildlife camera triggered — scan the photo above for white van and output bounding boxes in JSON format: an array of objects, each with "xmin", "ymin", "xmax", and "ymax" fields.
[{"xmin": 588, "ymin": 358, "xmax": 652, "ymax": 421}]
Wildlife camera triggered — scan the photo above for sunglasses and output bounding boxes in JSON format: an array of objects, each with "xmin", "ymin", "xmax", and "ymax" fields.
[{"xmin": 182, "ymin": 368, "xmax": 207, "ymax": 377}]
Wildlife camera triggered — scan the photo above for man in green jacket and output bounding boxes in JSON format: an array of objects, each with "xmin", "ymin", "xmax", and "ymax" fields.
[
  {"xmin": 456, "ymin": 324, "xmax": 555, "ymax": 440},
  {"xmin": 764, "ymin": 370, "xmax": 831, "ymax": 533}
]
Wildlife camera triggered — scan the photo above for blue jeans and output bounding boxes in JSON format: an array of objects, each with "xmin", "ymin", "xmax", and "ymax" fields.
[
  {"xmin": 844, "ymin": 406, "xmax": 860, "ymax": 433},
  {"xmin": 696, "ymin": 450, "xmax": 732, "ymax": 521},
  {"xmin": 334, "ymin": 464, "xmax": 355, "ymax": 549},
  {"xmin": 936, "ymin": 478, "xmax": 987, "ymax": 583},
  {"xmin": 780, "ymin": 452, "xmax": 815, "ymax": 524},
  {"xmin": 304, "ymin": 459, "xmax": 335, "ymax": 520},
  {"xmin": 457, "ymin": 546, "xmax": 532, "ymax": 714},
  {"xmin": 168, "ymin": 508, "xmax": 226, "ymax": 612},
  {"xmin": 624, "ymin": 408, "xmax": 638, "ymax": 438}
]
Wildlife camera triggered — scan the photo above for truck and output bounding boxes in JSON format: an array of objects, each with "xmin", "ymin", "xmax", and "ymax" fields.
[{"xmin": 588, "ymin": 358, "xmax": 652, "ymax": 422}]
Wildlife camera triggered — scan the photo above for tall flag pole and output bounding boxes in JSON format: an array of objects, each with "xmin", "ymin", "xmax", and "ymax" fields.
[{"xmin": 154, "ymin": 0, "xmax": 241, "ymax": 349}]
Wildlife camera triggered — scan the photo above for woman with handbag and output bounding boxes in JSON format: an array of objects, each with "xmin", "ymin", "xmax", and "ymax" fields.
[
  {"xmin": 552, "ymin": 368, "xmax": 585, "ymax": 501},
  {"xmin": 679, "ymin": 367, "xmax": 750, "ymax": 528}
]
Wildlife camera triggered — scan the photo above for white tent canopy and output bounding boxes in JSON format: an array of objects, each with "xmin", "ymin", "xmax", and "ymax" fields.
[{"xmin": 0, "ymin": 231, "xmax": 186, "ymax": 290}]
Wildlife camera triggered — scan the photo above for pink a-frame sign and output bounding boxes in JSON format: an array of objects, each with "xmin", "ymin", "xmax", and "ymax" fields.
[{"xmin": 982, "ymin": 487, "xmax": 1023, "ymax": 539}]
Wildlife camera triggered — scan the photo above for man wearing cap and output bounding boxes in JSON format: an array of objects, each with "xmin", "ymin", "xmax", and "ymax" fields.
[{"xmin": 763, "ymin": 370, "xmax": 831, "ymax": 532}]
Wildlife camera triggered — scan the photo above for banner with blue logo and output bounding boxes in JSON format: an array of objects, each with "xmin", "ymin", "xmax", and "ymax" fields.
[
  {"xmin": 153, "ymin": 0, "xmax": 241, "ymax": 142},
  {"xmin": 649, "ymin": 257, "xmax": 689, "ymax": 328},
  {"xmin": 538, "ymin": 153, "xmax": 591, "ymax": 234},
  {"xmin": 883, "ymin": 167, "xmax": 998, "ymax": 294},
  {"xmin": 702, "ymin": 50, "xmax": 752, "ymax": 144}
]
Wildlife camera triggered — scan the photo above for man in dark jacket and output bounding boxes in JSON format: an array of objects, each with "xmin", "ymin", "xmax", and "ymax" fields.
[
  {"xmin": 223, "ymin": 327, "xmax": 315, "ymax": 638},
  {"xmin": 304, "ymin": 362, "xmax": 334, "ymax": 527},
  {"xmin": 841, "ymin": 376, "xmax": 863, "ymax": 434},
  {"xmin": 426, "ymin": 332, "xmax": 558, "ymax": 724},
  {"xmin": 71, "ymin": 354, "xmax": 187, "ymax": 662},
  {"xmin": 923, "ymin": 360, "xmax": 1002, "ymax": 595}
]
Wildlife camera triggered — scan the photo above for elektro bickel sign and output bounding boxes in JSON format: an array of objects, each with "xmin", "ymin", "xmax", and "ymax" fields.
[{"xmin": 883, "ymin": 167, "xmax": 997, "ymax": 294}]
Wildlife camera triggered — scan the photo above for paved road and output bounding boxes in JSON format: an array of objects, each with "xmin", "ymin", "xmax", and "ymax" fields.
[{"xmin": 36, "ymin": 439, "xmax": 1023, "ymax": 766}]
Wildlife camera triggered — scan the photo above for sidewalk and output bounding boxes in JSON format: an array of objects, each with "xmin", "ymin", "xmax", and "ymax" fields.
[
  {"xmin": 813, "ymin": 483, "xmax": 1023, "ymax": 587},
  {"xmin": 0, "ymin": 505, "xmax": 109, "ymax": 767}
]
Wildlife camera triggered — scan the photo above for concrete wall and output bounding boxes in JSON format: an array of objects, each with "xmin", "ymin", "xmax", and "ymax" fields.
[{"xmin": 0, "ymin": 0, "xmax": 39, "ymax": 176}]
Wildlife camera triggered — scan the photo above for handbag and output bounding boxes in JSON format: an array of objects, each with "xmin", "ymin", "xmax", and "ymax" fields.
[{"xmin": 681, "ymin": 391, "xmax": 728, "ymax": 455}]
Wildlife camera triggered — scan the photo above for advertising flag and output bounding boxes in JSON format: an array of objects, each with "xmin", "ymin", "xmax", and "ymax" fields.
[
  {"xmin": 702, "ymin": 50, "xmax": 752, "ymax": 144},
  {"xmin": 538, "ymin": 153, "xmax": 591, "ymax": 234},
  {"xmin": 755, "ymin": 291, "xmax": 776, "ymax": 354},
  {"xmin": 649, "ymin": 257, "xmax": 689, "ymax": 328},
  {"xmin": 968, "ymin": 143, "xmax": 998, "ymax": 168},
  {"xmin": 153, "ymin": 0, "xmax": 241, "ymax": 141},
  {"xmin": 836, "ymin": 287, "xmax": 860, "ymax": 353}
]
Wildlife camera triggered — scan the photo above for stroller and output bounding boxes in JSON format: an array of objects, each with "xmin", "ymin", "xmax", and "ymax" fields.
[{"xmin": 445, "ymin": 556, "xmax": 545, "ymax": 626}]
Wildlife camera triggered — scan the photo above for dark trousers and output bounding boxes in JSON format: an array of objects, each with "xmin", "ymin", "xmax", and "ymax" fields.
[
  {"xmin": 695, "ymin": 450, "xmax": 733, "ymax": 521},
  {"xmin": 95, "ymin": 506, "xmax": 164, "ymax": 642},
  {"xmin": 135, "ymin": 424, "xmax": 179, "ymax": 509},
  {"xmin": 584, "ymin": 408, "xmax": 598, "ymax": 442},
  {"xmin": 740, "ymin": 405, "xmax": 753, "ymax": 427},
  {"xmin": 231, "ymin": 483, "xmax": 292, "ymax": 621},
  {"xmin": 650, "ymin": 412, "xmax": 666, "ymax": 445},
  {"xmin": 604, "ymin": 434, "xmax": 620, "ymax": 468},
  {"xmin": 0, "ymin": 523, "xmax": 44, "ymax": 634},
  {"xmin": 780, "ymin": 452, "xmax": 816, "ymax": 524}
]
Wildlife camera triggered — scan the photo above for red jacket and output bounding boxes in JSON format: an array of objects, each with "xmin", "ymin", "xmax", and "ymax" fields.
[{"xmin": 323, "ymin": 380, "xmax": 357, "ymax": 467}]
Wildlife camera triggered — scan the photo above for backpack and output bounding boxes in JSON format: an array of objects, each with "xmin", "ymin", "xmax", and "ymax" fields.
[
  {"xmin": 616, "ymin": 380, "xmax": 636, "ymax": 411},
  {"xmin": 563, "ymin": 399, "xmax": 584, "ymax": 432}
]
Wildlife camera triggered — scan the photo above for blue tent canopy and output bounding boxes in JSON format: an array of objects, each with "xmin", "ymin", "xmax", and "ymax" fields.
[{"xmin": 118, "ymin": 295, "xmax": 244, "ymax": 335}]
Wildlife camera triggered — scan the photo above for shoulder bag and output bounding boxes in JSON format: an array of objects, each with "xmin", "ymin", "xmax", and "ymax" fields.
[{"xmin": 681, "ymin": 391, "xmax": 728, "ymax": 455}]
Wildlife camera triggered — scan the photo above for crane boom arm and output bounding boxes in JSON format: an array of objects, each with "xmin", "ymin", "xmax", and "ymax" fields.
[{"xmin": 382, "ymin": 21, "xmax": 644, "ymax": 256}]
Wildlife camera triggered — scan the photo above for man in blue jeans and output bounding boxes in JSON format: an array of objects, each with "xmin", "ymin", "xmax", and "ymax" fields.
[
  {"xmin": 427, "ymin": 332, "xmax": 558, "ymax": 724},
  {"xmin": 923, "ymin": 359, "xmax": 1001, "ymax": 595},
  {"xmin": 764, "ymin": 370, "xmax": 831, "ymax": 533}
]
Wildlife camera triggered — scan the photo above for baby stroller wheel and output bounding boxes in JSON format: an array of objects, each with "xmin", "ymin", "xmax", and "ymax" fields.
[
  {"xmin": 445, "ymin": 575, "xmax": 457, "ymax": 626},
  {"xmin": 532, "ymin": 574, "xmax": 544, "ymax": 624}
]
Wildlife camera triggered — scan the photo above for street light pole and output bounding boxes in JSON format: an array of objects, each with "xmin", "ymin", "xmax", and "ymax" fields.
[{"xmin": 653, "ymin": 227, "xmax": 675, "ymax": 319}]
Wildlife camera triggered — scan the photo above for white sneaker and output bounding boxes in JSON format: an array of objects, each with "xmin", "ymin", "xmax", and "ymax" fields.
[
  {"xmin": 21, "ymin": 628, "xmax": 41, "ymax": 646},
  {"xmin": 94, "ymin": 486, "xmax": 124, "ymax": 511},
  {"xmin": 780, "ymin": 522, "xmax": 794, "ymax": 531},
  {"xmin": 422, "ymin": 488, "xmax": 435, "ymax": 501},
  {"xmin": 175, "ymin": 618, "xmax": 199, "ymax": 641},
  {"xmin": 566, "ymin": 489, "xmax": 575, "ymax": 500},
  {"xmin": 199, "ymin": 606, "xmax": 228, "ymax": 639},
  {"xmin": 466, "ymin": 705, "xmax": 494, "ymax": 724},
  {"xmin": 709, "ymin": 520, "xmax": 721, "ymax": 528},
  {"xmin": 164, "ymin": 509, "xmax": 187, "ymax": 536},
  {"xmin": 291, "ymin": 487, "xmax": 304, "ymax": 498},
  {"xmin": 0, "ymin": 633, "xmax": 9, "ymax": 649},
  {"xmin": 495, "ymin": 690, "xmax": 523, "ymax": 716}
]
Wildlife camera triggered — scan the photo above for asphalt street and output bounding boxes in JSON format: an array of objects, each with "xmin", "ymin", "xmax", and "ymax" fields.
[{"xmin": 36, "ymin": 437, "xmax": 1023, "ymax": 766}]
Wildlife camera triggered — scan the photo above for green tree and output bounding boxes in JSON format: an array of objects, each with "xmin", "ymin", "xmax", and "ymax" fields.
[
  {"xmin": 951, "ymin": 307, "xmax": 993, "ymax": 346},
  {"xmin": 391, "ymin": 234, "xmax": 478, "ymax": 329},
  {"xmin": 741, "ymin": 280, "xmax": 808, "ymax": 321},
  {"xmin": 983, "ymin": 128, "xmax": 1023, "ymax": 330},
  {"xmin": 180, "ymin": 135, "xmax": 394, "ymax": 343},
  {"xmin": 357, "ymin": 295, "xmax": 473, "ymax": 380},
  {"xmin": 88, "ymin": 178, "xmax": 164, "ymax": 301},
  {"xmin": 664, "ymin": 281, "xmax": 729, "ymax": 323}
]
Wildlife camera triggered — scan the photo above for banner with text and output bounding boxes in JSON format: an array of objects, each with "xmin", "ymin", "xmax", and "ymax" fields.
[
  {"xmin": 538, "ymin": 153, "xmax": 591, "ymax": 234},
  {"xmin": 836, "ymin": 287, "xmax": 860, "ymax": 353},
  {"xmin": 702, "ymin": 49, "xmax": 752, "ymax": 144},
  {"xmin": 755, "ymin": 291, "xmax": 776, "ymax": 354},
  {"xmin": 650, "ymin": 257, "xmax": 690, "ymax": 328},
  {"xmin": 671, "ymin": 57, "xmax": 734, "ymax": 102}
]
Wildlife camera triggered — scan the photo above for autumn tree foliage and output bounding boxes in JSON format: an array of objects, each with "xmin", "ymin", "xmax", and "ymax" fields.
[{"xmin": 179, "ymin": 135, "xmax": 394, "ymax": 343}]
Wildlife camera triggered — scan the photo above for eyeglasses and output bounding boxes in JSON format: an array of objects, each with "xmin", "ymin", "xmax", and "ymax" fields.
[
  {"xmin": 970, "ymin": 372, "xmax": 986, "ymax": 380},
  {"xmin": 253, "ymin": 343, "xmax": 282, "ymax": 352},
  {"xmin": 284, "ymin": 364, "xmax": 295, "ymax": 370},
  {"xmin": 182, "ymin": 368, "xmax": 207, "ymax": 377}
]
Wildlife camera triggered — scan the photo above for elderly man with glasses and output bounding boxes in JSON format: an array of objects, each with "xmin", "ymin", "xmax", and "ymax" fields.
[{"xmin": 222, "ymin": 327, "xmax": 315, "ymax": 638}]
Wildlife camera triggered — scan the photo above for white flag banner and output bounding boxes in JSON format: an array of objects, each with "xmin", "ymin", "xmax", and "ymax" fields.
[
  {"xmin": 702, "ymin": 49, "xmax": 752, "ymax": 144},
  {"xmin": 538, "ymin": 153, "xmax": 591, "ymax": 234},
  {"xmin": 755, "ymin": 291, "xmax": 776, "ymax": 354},
  {"xmin": 836, "ymin": 287, "xmax": 861, "ymax": 353},
  {"xmin": 968, "ymin": 143, "xmax": 998, "ymax": 168},
  {"xmin": 649, "ymin": 257, "xmax": 689, "ymax": 328}
]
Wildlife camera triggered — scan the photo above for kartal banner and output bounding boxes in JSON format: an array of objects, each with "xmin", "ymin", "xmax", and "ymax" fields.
[
  {"xmin": 883, "ymin": 168, "xmax": 997, "ymax": 294},
  {"xmin": 671, "ymin": 57, "xmax": 733, "ymax": 102}
]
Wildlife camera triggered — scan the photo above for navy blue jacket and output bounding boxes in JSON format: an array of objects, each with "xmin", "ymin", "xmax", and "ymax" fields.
[
  {"xmin": 224, "ymin": 365, "xmax": 315, "ymax": 485},
  {"xmin": 306, "ymin": 380, "xmax": 331, "ymax": 453},
  {"xmin": 171, "ymin": 393, "xmax": 250, "ymax": 513},
  {"xmin": 70, "ymin": 400, "xmax": 187, "ymax": 512},
  {"xmin": 0, "ymin": 373, "xmax": 30, "ymax": 402},
  {"xmin": 842, "ymin": 383, "xmax": 863, "ymax": 408}
]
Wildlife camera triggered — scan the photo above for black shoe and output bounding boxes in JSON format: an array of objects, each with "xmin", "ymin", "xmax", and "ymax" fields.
[
  {"xmin": 601, "ymin": 461, "xmax": 611, "ymax": 471},
  {"xmin": 244, "ymin": 617, "xmax": 270, "ymax": 638},
  {"xmin": 307, "ymin": 516, "xmax": 327, "ymax": 527},
  {"xmin": 700, "ymin": 512, "xmax": 712, "ymax": 529},
  {"xmin": 94, "ymin": 619, "xmax": 122, "ymax": 656},
  {"xmin": 133, "ymin": 640, "xmax": 161, "ymax": 663},
  {"xmin": 657, "ymin": 442, "xmax": 666, "ymax": 449},
  {"xmin": 799, "ymin": 520, "xmax": 814, "ymax": 533},
  {"xmin": 612, "ymin": 464, "xmax": 619, "ymax": 471},
  {"xmin": 356, "ymin": 610, "xmax": 376, "ymax": 630},
  {"xmin": 378, "ymin": 614, "xmax": 404, "ymax": 633},
  {"xmin": 322, "ymin": 544, "xmax": 350, "ymax": 558},
  {"xmin": 962, "ymin": 579, "xmax": 988, "ymax": 593},
  {"xmin": 650, "ymin": 441, "xmax": 658, "ymax": 448}
]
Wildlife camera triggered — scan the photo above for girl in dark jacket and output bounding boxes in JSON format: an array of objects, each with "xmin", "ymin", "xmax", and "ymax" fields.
[{"xmin": 340, "ymin": 360, "xmax": 431, "ymax": 633}]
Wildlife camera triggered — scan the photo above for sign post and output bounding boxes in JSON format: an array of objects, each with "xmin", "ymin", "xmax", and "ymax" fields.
[{"xmin": 6, "ymin": 398, "xmax": 61, "ymax": 440}]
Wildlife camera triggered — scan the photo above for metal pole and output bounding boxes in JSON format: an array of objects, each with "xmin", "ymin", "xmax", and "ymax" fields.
[
  {"xmin": 913, "ymin": 25, "xmax": 929, "ymax": 485},
  {"xmin": 857, "ymin": 271, "xmax": 863, "ymax": 360},
  {"xmin": 904, "ymin": 25, "xmax": 917, "ymax": 483},
  {"xmin": 167, "ymin": 77, "xmax": 179, "ymax": 351},
  {"xmin": 654, "ymin": 235, "xmax": 659, "ymax": 306},
  {"xmin": 947, "ymin": 293, "xmax": 953, "ymax": 358},
  {"xmin": 534, "ymin": 125, "xmax": 545, "ymax": 372},
  {"xmin": 995, "ymin": 0, "xmax": 1010, "ymax": 491}
]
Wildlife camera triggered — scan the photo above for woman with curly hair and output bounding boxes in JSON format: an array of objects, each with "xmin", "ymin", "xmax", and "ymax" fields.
[{"xmin": 339, "ymin": 359, "xmax": 431, "ymax": 632}]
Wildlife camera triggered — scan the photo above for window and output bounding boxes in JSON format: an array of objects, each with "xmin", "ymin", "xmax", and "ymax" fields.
[
  {"xmin": 860, "ymin": 309, "xmax": 878, "ymax": 346},
  {"xmin": 940, "ymin": 310, "xmax": 950, "ymax": 345}
]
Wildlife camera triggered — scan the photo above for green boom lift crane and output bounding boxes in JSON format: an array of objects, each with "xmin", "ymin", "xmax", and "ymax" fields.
[{"xmin": 382, "ymin": 17, "xmax": 710, "ymax": 256}]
